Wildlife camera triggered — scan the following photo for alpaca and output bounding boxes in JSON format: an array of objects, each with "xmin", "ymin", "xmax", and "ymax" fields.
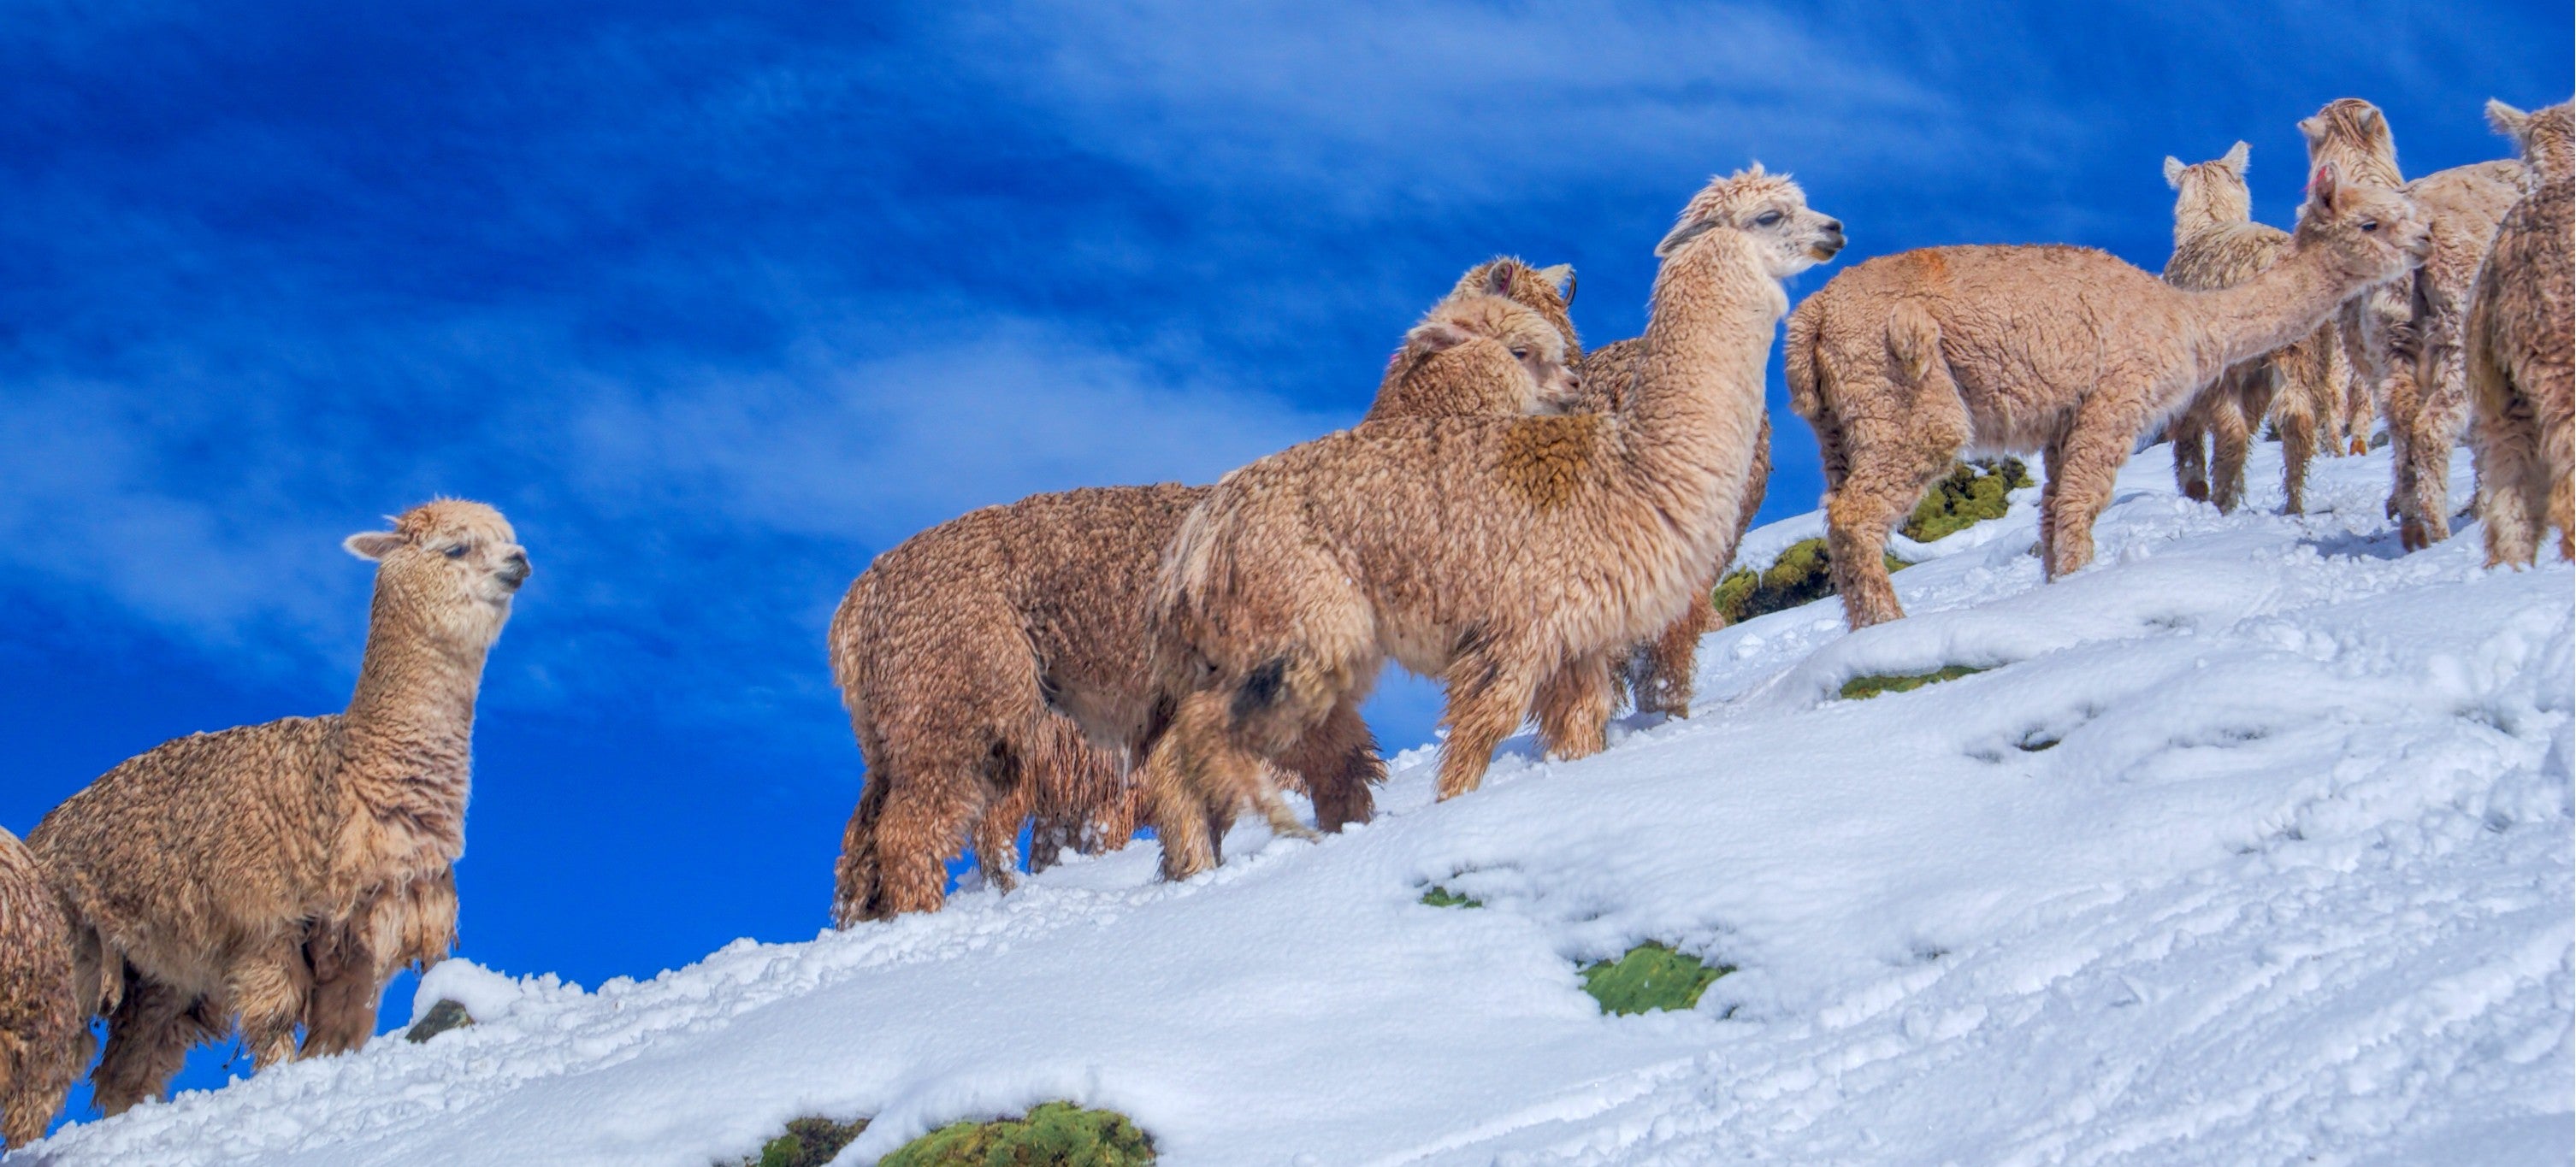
[
  {"xmin": 2299, "ymin": 97, "xmax": 2527, "ymax": 548},
  {"xmin": 31, "ymin": 500, "xmax": 526, "ymax": 1113},
  {"xmin": 1787, "ymin": 164, "xmax": 2425, "ymax": 629},
  {"xmin": 1574, "ymin": 337, "xmax": 1775, "ymax": 718},
  {"xmin": 1454, "ymin": 257, "xmax": 1581, "ymax": 360},
  {"xmin": 2160, "ymin": 142, "xmax": 2342, "ymax": 514},
  {"xmin": 0, "ymin": 828, "xmax": 80, "ymax": 1149},
  {"xmin": 1138, "ymin": 165, "xmax": 1842, "ymax": 880},
  {"xmin": 1365, "ymin": 264, "xmax": 1588, "ymax": 421},
  {"xmin": 830, "ymin": 280, "xmax": 1586, "ymax": 922},
  {"xmin": 2467, "ymin": 99, "xmax": 2574, "ymax": 565}
]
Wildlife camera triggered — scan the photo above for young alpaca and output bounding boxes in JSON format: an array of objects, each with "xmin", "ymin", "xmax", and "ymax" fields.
[
  {"xmin": 1787, "ymin": 166, "xmax": 2425, "ymax": 629},
  {"xmin": 2467, "ymin": 99, "xmax": 2574, "ymax": 566},
  {"xmin": 1365, "ymin": 265, "xmax": 1588, "ymax": 421},
  {"xmin": 0, "ymin": 828, "xmax": 81, "ymax": 1149},
  {"xmin": 2161, "ymin": 143, "xmax": 2342, "ymax": 515},
  {"xmin": 1140, "ymin": 166, "xmax": 1841, "ymax": 880},
  {"xmin": 31, "ymin": 500, "xmax": 526, "ymax": 1113},
  {"xmin": 2299, "ymin": 97, "xmax": 2527, "ymax": 549},
  {"xmin": 830, "ymin": 281, "xmax": 1585, "ymax": 922}
]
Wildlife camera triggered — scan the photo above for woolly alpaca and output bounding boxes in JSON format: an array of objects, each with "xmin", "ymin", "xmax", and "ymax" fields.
[
  {"xmin": 1366, "ymin": 264, "xmax": 1588, "ymax": 421},
  {"xmin": 2160, "ymin": 142, "xmax": 2342, "ymax": 515},
  {"xmin": 2467, "ymin": 99, "xmax": 2574, "ymax": 565},
  {"xmin": 2299, "ymin": 97, "xmax": 2526, "ymax": 549},
  {"xmin": 31, "ymin": 500, "xmax": 526, "ymax": 1113},
  {"xmin": 829, "ymin": 280, "xmax": 1585, "ymax": 922},
  {"xmin": 0, "ymin": 828, "xmax": 80, "ymax": 1148},
  {"xmin": 1139, "ymin": 165, "xmax": 1841, "ymax": 880},
  {"xmin": 1787, "ymin": 166, "xmax": 2425, "ymax": 629},
  {"xmin": 1573, "ymin": 336, "xmax": 1775, "ymax": 718}
]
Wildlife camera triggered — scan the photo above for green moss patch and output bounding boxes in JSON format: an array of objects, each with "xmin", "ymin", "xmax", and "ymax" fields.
[
  {"xmin": 880, "ymin": 1102, "xmax": 1154, "ymax": 1166},
  {"xmin": 1713, "ymin": 539, "xmax": 1911, "ymax": 625},
  {"xmin": 404, "ymin": 999, "xmax": 472, "ymax": 1044},
  {"xmin": 1900, "ymin": 458, "xmax": 2034, "ymax": 543},
  {"xmin": 1839, "ymin": 665, "xmax": 1987, "ymax": 701},
  {"xmin": 1579, "ymin": 942, "xmax": 1731, "ymax": 1016},
  {"xmin": 1419, "ymin": 886, "xmax": 1483, "ymax": 909},
  {"xmin": 732, "ymin": 1117, "xmax": 868, "ymax": 1167}
]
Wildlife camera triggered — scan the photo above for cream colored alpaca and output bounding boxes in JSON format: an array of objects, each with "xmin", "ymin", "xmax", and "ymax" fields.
[
  {"xmin": 2299, "ymin": 97, "xmax": 2526, "ymax": 549},
  {"xmin": 0, "ymin": 828, "xmax": 81, "ymax": 1148},
  {"xmin": 2161, "ymin": 142, "xmax": 2341, "ymax": 514},
  {"xmin": 32, "ymin": 500, "xmax": 526, "ymax": 1113},
  {"xmin": 2468, "ymin": 99, "xmax": 2574, "ymax": 565},
  {"xmin": 829, "ymin": 280, "xmax": 1583, "ymax": 922},
  {"xmin": 1140, "ymin": 166, "xmax": 1842, "ymax": 880},
  {"xmin": 1787, "ymin": 166, "xmax": 2425, "ymax": 629}
]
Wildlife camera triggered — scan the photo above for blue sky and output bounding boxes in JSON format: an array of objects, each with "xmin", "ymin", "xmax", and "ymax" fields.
[{"xmin": 4, "ymin": 0, "xmax": 2566, "ymax": 1120}]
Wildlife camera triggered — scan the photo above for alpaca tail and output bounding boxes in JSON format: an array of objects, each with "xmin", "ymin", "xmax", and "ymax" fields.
[{"xmin": 1783, "ymin": 297, "xmax": 1825, "ymax": 422}]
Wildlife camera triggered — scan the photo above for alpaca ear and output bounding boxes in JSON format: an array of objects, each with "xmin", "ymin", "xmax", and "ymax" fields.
[
  {"xmin": 2307, "ymin": 162, "xmax": 2342, "ymax": 213},
  {"xmin": 344, "ymin": 531, "xmax": 407, "ymax": 561},
  {"xmin": 1655, "ymin": 219, "xmax": 1716, "ymax": 258},
  {"xmin": 2297, "ymin": 115, "xmax": 2325, "ymax": 144},
  {"xmin": 1538, "ymin": 263, "xmax": 1575, "ymax": 303},
  {"xmin": 2487, "ymin": 99, "xmax": 2532, "ymax": 144},
  {"xmin": 1410, "ymin": 319, "xmax": 1476, "ymax": 353},
  {"xmin": 1482, "ymin": 263, "xmax": 1516, "ymax": 299},
  {"xmin": 2222, "ymin": 141, "xmax": 2249, "ymax": 174},
  {"xmin": 2163, "ymin": 156, "xmax": 2186, "ymax": 189}
]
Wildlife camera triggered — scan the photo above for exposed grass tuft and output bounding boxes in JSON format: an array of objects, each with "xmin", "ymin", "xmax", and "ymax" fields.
[
  {"xmin": 1419, "ymin": 886, "xmax": 1483, "ymax": 909},
  {"xmin": 1578, "ymin": 942, "xmax": 1731, "ymax": 1016},
  {"xmin": 730, "ymin": 1117, "xmax": 868, "ymax": 1167},
  {"xmin": 1901, "ymin": 458, "xmax": 2034, "ymax": 543},
  {"xmin": 879, "ymin": 1102, "xmax": 1154, "ymax": 1166},
  {"xmin": 1839, "ymin": 665, "xmax": 1987, "ymax": 701},
  {"xmin": 1713, "ymin": 539, "xmax": 1911, "ymax": 625}
]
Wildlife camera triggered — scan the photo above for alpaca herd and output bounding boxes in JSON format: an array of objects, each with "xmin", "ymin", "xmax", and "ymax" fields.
[{"xmin": 0, "ymin": 95, "xmax": 2567, "ymax": 1146}]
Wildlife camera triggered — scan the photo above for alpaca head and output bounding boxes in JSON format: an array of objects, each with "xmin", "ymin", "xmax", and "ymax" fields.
[
  {"xmin": 2489, "ymin": 98, "xmax": 2573, "ymax": 179},
  {"xmin": 344, "ymin": 498, "xmax": 529, "ymax": 648},
  {"xmin": 2293, "ymin": 162, "xmax": 2430, "ymax": 286},
  {"xmin": 1400, "ymin": 286, "xmax": 1584, "ymax": 413},
  {"xmin": 2164, "ymin": 142, "xmax": 2254, "ymax": 229},
  {"xmin": 2299, "ymin": 98, "xmax": 2403, "ymax": 188},
  {"xmin": 1654, "ymin": 164, "xmax": 1845, "ymax": 280},
  {"xmin": 1453, "ymin": 257, "xmax": 1579, "ymax": 354}
]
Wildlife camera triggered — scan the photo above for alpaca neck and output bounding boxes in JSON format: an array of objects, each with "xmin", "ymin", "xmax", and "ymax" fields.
[
  {"xmin": 2184, "ymin": 237, "xmax": 2375, "ymax": 378},
  {"xmin": 1623, "ymin": 231, "xmax": 1782, "ymax": 536},
  {"xmin": 340, "ymin": 592, "xmax": 488, "ymax": 852}
]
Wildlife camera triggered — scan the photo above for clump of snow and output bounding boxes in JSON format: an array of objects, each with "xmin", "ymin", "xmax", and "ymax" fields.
[{"xmin": 17, "ymin": 444, "xmax": 2570, "ymax": 1166}]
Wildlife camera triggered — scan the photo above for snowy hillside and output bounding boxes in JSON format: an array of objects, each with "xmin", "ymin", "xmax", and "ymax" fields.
[{"xmin": 20, "ymin": 444, "xmax": 2573, "ymax": 1167}]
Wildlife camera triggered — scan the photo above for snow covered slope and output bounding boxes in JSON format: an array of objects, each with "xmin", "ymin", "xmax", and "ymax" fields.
[{"xmin": 20, "ymin": 445, "xmax": 2573, "ymax": 1166}]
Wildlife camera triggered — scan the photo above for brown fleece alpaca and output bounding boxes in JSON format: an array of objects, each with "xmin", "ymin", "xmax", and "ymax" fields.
[
  {"xmin": 32, "ymin": 500, "xmax": 527, "ymax": 1113},
  {"xmin": 0, "ymin": 828, "xmax": 80, "ymax": 1148},
  {"xmin": 829, "ymin": 280, "xmax": 1585, "ymax": 923},
  {"xmin": 2467, "ymin": 99, "xmax": 2575, "ymax": 565},
  {"xmin": 1366, "ymin": 266, "xmax": 1588, "ymax": 421},
  {"xmin": 1787, "ymin": 165, "xmax": 2425, "ymax": 629},
  {"xmin": 1140, "ymin": 165, "xmax": 1841, "ymax": 881},
  {"xmin": 2299, "ymin": 97, "xmax": 2526, "ymax": 549},
  {"xmin": 2161, "ymin": 143, "xmax": 2341, "ymax": 515}
]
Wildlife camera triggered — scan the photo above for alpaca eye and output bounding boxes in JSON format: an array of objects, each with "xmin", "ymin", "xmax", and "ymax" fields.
[
  {"xmin": 2359, "ymin": 220, "xmax": 2379, "ymax": 233},
  {"xmin": 1510, "ymin": 348, "xmax": 1530, "ymax": 360},
  {"xmin": 1754, "ymin": 210, "xmax": 1784, "ymax": 227},
  {"xmin": 444, "ymin": 545, "xmax": 470, "ymax": 559}
]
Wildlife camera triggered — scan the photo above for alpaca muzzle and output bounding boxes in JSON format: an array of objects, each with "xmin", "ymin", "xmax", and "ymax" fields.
[{"xmin": 497, "ymin": 553, "xmax": 531, "ymax": 591}]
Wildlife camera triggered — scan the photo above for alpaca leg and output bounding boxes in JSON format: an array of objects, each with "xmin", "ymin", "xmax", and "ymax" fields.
[
  {"xmin": 1143, "ymin": 689, "xmax": 1271, "ymax": 881},
  {"xmin": 2170, "ymin": 404, "xmax": 2212, "ymax": 503},
  {"xmin": 90, "ymin": 975, "xmax": 206, "ymax": 1116},
  {"xmin": 972, "ymin": 768, "xmax": 1026, "ymax": 893},
  {"xmin": 2042, "ymin": 396, "xmax": 2148, "ymax": 578},
  {"xmin": 1436, "ymin": 651, "xmax": 1543, "ymax": 800},
  {"xmin": 230, "ymin": 940, "xmax": 311, "ymax": 1070},
  {"xmin": 2399, "ymin": 351, "xmax": 2473, "ymax": 551},
  {"xmin": 302, "ymin": 913, "xmax": 382, "ymax": 1058},
  {"xmin": 2275, "ymin": 370, "xmax": 2319, "ymax": 516},
  {"xmin": 1277, "ymin": 693, "xmax": 1381, "ymax": 832},
  {"xmin": 2207, "ymin": 390, "xmax": 2253, "ymax": 514},
  {"xmin": 1628, "ymin": 589, "xmax": 1715, "ymax": 720},
  {"xmin": 866, "ymin": 774, "xmax": 978, "ymax": 917},
  {"xmin": 1535, "ymin": 649, "xmax": 1618, "ymax": 757},
  {"xmin": 2475, "ymin": 392, "xmax": 2545, "ymax": 568},
  {"xmin": 1828, "ymin": 447, "xmax": 1952, "ymax": 631}
]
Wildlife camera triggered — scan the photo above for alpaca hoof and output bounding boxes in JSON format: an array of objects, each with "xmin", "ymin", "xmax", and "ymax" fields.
[
  {"xmin": 2349, "ymin": 437, "xmax": 2369, "ymax": 456},
  {"xmin": 2183, "ymin": 482, "xmax": 2210, "ymax": 503},
  {"xmin": 2398, "ymin": 518, "xmax": 2428, "ymax": 551}
]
